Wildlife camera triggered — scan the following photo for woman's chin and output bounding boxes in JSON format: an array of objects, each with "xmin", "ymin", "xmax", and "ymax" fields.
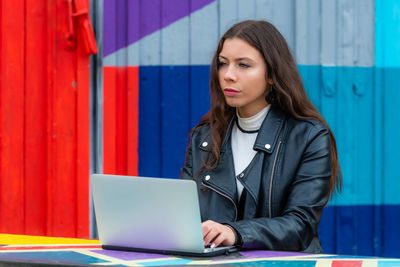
[{"xmin": 224, "ymin": 99, "xmax": 243, "ymax": 108}]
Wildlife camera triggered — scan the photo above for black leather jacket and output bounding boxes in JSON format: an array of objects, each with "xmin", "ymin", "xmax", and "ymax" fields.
[{"xmin": 180, "ymin": 106, "xmax": 331, "ymax": 253}]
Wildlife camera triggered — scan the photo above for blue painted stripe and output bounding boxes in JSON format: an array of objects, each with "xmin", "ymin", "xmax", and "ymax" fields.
[
  {"xmin": 138, "ymin": 65, "xmax": 400, "ymax": 258},
  {"xmin": 319, "ymin": 205, "xmax": 400, "ymax": 258},
  {"xmin": 376, "ymin": 0, "xmax": 400, "ymax": 67},
  {"xmin": 138, "ymin": 66, "xmax": 162, "ymax": 177},
  {"xmin": 189, "ymin": 66, "xmax": 211, "ymax": 128},
  {"xmin": 139, "ymin": 66, "xmax": 195, "ymax": 179},
  {"xmin": 139, "ymin": 65, "xmax": 400, "ymax": 206},
  {"xmin": 160, "ymin": 66, "xmax": 190, "ymax": 178}
]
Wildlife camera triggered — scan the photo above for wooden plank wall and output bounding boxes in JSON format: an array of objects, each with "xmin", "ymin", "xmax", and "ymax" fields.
[
  {"xmin": 101, "ymin": 0, "xmax": 400, "ymax": 257},
  {"xmin": 0, "ymin": 0, "xmax": 90, "ymax": 238}
]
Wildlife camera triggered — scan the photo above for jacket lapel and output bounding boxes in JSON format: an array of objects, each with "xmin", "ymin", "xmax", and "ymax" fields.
[
  {"xmin": 239, "ymin": 106, "xmax": 286, "ymax": 204},
  {"xmin": 201, "ymin": 116, "xmax": 238, "ymax": 201},
  {"xmin": 201, "ymin": 107, "xmax": 286, "ymax": 204}
]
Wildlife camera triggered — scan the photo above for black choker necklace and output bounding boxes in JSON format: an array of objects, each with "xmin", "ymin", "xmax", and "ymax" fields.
[{"xmin": 235, "ymin": 116, "xmax": 259, "ymax": 134}]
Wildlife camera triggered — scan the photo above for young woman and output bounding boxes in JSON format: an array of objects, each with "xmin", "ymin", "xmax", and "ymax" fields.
[{"xmin": 180, "ymin": 20, "xmax": 341, "ymax": 253}]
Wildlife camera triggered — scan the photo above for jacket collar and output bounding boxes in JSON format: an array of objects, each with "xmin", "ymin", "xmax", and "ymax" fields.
[
  {"xmin": 199, "ymin": 106, "xmax": 286, "ymax": 153},
  {"xmin": 253, "ymin": 105, "xmax": 286, "ymax": 153}
]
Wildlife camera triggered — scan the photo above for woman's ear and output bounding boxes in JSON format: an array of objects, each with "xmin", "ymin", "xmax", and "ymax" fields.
[{"xmin": 267, "ymin": 78, "xmax": 273, "ymax": 85}]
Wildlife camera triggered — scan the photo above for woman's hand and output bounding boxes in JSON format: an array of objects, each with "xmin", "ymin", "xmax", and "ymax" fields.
[{"xmin": 201, "ymin": 220, "xmax": 236, "ymax": 248}]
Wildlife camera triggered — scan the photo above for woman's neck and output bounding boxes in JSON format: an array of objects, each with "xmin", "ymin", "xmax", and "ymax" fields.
[{"xmin": 236, "ymin": 105, "xmax": 270, "ymax": 132}]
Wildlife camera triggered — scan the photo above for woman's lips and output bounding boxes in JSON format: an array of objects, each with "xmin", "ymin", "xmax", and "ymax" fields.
[{"xmin": 223, "ymin": 88, "xmax": 240, "ymax": 96}]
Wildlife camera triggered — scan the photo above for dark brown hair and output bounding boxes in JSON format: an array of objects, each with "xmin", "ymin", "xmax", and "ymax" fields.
[{"xmin": 192, "ymin": 20, "xmax": 341, "ymax": 198}]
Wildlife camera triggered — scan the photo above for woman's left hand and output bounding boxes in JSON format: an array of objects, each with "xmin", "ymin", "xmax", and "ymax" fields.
[{"xmin": 201, "ymin": 220, "xmax": 236, "ymax": 248}]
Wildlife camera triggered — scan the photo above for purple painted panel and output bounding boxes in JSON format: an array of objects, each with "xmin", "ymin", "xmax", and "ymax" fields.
[
  {"xmin": 91, "ymin": 249, "xmax": 170, "ymax": 260},
  {"xmin": 103, "ymin": 0, "xmax": 215, "ymax": 57}
]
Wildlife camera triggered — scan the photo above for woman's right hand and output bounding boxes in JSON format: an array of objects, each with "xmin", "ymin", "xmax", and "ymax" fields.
[{"xmin": 201, "ymin": 220, "xmax": 236, "ymax": 248}]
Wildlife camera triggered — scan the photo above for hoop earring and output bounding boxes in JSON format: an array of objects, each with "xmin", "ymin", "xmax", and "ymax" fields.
[{"xmin": 265, "ymin": 84, "xmax": 276, "ymax": 105}]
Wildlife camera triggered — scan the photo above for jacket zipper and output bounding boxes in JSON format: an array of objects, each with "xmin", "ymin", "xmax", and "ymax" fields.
[
  {"xmin": 201, "ymin": 182, "xmax": 238, "ymax": 222},
  {"xmin": 269, "ymin": 141, "xmax": 282, "ymax": 218}
]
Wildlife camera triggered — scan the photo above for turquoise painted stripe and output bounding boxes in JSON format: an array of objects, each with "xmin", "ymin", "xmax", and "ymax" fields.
[
  {"xmin": 299, "ymin": 65, "xmax": 383, "ymax": 206},
  {"xmin": 375, "ymin": 0, "xmax": 400, "ymax": 67}
]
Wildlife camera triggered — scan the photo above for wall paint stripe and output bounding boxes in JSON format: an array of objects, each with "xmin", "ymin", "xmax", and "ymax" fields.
[
  {"xmin": 25, "ymin": 0, "xmax": 47, "ymax": 234},
  {"xmin": 103, "ymin": 66, "xmax": 139, "ymax": 176},
  {"xmin": 100, "ymin": 0, "xmax": 399, "ymax": 257},
  {"xmin": 375, "ymin": 0, "xmax": 400, "ymax": 67},
  {"xmin": 0, "ymin": 0, "xmax": 25, "ymax": 233},
  {"xmin": 320, "ymin": 205, "xmax": 400, "ymax": 257},
  {"xmin": 0, "ymin": 0, "xmax": 91, "ymax": 237},
  {"xmin": 374, "ymin": 0, "xmax": 400, "ymax": 216},
  {"xmin": 103, "ymin": 0, "xmax": 215, "ymax": 57},
  {"xmin": 135, "ymin": 64, "xmax": 400, "ymax": 206},
  {"xmin": 103, "ymin": 0, "xmax": 374, "ymax": 67}
]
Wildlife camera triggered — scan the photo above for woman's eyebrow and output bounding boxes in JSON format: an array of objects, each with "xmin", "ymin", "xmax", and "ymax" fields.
[
  {"xmin": 218, "ymin": 55, "xmax": 255, "ymax": 62},
  {"xmin": 236, "ymin": 57, "xmax": 254, "ymax": 62}
]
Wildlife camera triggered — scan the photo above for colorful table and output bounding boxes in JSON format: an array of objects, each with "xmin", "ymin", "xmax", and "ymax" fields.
[{"xmin": 0, "ymin": 234, "xmax": 399, "ymax": 266}]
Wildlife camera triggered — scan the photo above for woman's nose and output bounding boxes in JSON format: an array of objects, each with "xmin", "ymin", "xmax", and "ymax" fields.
[{"xmin": 224, "ymin": 65, "xmax": 237, "ymax": 82}]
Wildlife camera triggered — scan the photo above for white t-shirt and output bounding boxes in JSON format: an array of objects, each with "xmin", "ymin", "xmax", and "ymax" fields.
[{"xmin": 231, "ymin": 105, "xmax": 271, "ymax": 198}]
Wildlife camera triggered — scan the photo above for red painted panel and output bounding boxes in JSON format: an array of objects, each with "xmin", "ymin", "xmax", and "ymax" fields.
[
  {"xmin": 332, "ymin": 261, "xmax": 363, "ymax": 267},
  {"xmin": 103, "ymin": 67, "xmax": 117, "ymax": 174},
  {"xmin": 76, "ymin": 17, "xmax": 90, "ymax": 237},
  {"xmin": 103, "ymin": 66, "xmax": 139, "ymax": 176},
  {"xmin": 127, "ymin": 67, "xmax": 139, "ymax": 176},
  {"xmin": 45, "ymin": 0, "xmax": 57, "ymax": 236},
  {"xmin": 24, "ymin": 0, "xmax": 47, "ymax": 235},
  {"xmin": 0, "ymin": 0, "xmax": 92, "ymax": 238},
  {"xmin": 115, "ymin": 67, "xmax": 128, "ymax": 174},
  {"xmin": 0, "ymin": 0, "xmax": 25, "ymax": 233},
  {"xmin": 51, "ymin": 0, "xmax": 78, "ymax": 237}
]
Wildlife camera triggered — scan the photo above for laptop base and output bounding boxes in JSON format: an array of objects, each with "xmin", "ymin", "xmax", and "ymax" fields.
[{"xmin": 102, "ymin": 244, "xmax": 238, "ymax": 257}]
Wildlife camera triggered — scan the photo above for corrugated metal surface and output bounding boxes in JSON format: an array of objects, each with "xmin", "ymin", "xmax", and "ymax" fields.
[
  {"xmin": 101, "ymin": 0, "xmax": 400, "ymax": 257},
  {"xmin": 0, "ymin": 0, "xmax": 92, "ymax": 238}
]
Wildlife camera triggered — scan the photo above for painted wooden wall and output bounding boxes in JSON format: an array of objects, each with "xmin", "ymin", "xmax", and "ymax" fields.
[
  {"xmin": 101, "ymin": 0, "xmax": 400, "ymax": 257},
  {"xmin": 0, "ymin": 0, "xmax": 96, "ymax": 238}
]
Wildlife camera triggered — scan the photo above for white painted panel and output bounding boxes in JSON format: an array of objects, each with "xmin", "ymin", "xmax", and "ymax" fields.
[{"xmin": 190, "ymin": 1, "xmax": 219, "ymax": 65}]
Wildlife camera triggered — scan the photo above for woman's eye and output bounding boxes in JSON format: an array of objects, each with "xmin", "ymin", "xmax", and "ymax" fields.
[
  {"xmin": 239, "ymin": 63, "xmax": 250, "ymax": 68},
  {"xmin": 217, "ymin": 61, "xmax": 227, "ymax": 67}
]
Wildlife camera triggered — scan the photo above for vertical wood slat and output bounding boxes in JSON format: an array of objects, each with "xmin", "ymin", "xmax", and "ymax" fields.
[
  {"xmin": 0, "ymin": 0, "xmax": 25, "ymax": 233},
  {"xmin": 0, "ymin": 0, "xmax": 91, "ymax": 238},
  {"xmin": 76, "ymin": 2, "xmax": 90, "ymax": 236},
  {"xmin": 115, "ymin": 67, "xmax": 128, "ymax": 174},
  {"xmin": 25, "ymin": 0, "xmax": 47, "ymax": 235},
  {"xmin": 103, "ymin": 66, "xmax": 139, "ymax": 176},
  {"xmin": 103, "ymin": 67, "xmax": 117, "ymax": 174},
  {"xmin": 50, "ymin": 0, "xmax": 77, "ymax": 237},
  {"xmin": 102, "ymin": 0, "xmax": 139, "ymax": 177},
  {"xmin": 126, "ymin": 67, "xmax": 139, "ymax": 176},
  {"xmin": 45, "ymin": 0, "xmax": 56, "ymax": 235}
]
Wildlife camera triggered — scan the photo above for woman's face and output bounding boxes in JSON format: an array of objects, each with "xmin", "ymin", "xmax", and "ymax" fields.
[{"xmin": 218, "ymin": 38, "xmax": 269, "ymax": 118}]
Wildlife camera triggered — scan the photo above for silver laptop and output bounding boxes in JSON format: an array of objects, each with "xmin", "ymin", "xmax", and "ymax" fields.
[{"xmin": 90, "ymin": 174, "xmax": 237, "ymax": 257}]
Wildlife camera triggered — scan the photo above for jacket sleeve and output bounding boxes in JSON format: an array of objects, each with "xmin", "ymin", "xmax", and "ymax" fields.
[{"xmin": 227, "ymin": 123, "xmax": 331, "ymax": 251}]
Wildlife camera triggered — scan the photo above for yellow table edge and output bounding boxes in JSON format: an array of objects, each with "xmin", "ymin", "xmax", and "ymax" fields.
[{"xmin": 0, "ymin": 234, "xmax": 101, "ymax": 245}]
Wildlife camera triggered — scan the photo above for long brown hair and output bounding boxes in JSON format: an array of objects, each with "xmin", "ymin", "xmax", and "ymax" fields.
[{"xmin": 194, "ymin": 20, "xmax": 341, "ymax": 198}]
